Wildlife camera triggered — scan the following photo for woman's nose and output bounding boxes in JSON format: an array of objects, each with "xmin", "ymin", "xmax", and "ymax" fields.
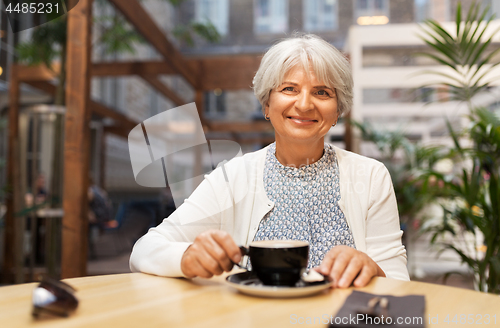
[{"xmin": 295, "ymin": 91, "xmax": 313, "ymax": 112}]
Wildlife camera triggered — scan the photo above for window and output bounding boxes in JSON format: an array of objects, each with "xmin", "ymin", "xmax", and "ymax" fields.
[
  {"xmin": 254, "ymin": 0, "xmax": 288, "ymax": 34},
  {"xmin": 486, "ymin": 0, "xmax": 500, "ymax": 19},
  {"xmin": 354, "ymin": 0, "xmax": 389, "ymax": 25},
  {"xmin": 304, "ymin": 0, "xmax": 338, "ymax": 32},
  {"xmin": 195, "ymin": 0, "xmax": 229, "ymax": 35},
  {"xmin": 415, "ymin": 0, "xmax": 450, "ymax": 22},
  {"xmin": 204, "ymin": 89, "xmax": 226, "ymax": 118},
  {"xmin": 414, "ymin": 0, "xmax": 430, "ymax": 22},
  {"xmin": 493, "ymin": 0, "xmax": 500, "ymax": 16}
]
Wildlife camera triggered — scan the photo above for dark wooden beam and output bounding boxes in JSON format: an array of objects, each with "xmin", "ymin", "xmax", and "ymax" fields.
[
  {"xmin": 91, "ymin": 56, "xmax": 262, "ymax": 91},
  {"xmin": 16, "ymin": 63, "xmax": 59, "ymax": 81},
  {"xmin": 208, "ymin": 121, "xmax": 273, "ymax": 133},
  {"xmin": 61, "ymin": 0, "xmax": 93, "ymax": 279},
  {"xmin": 24, "ymin": 80, "xmax": 57, "ymax": 94},
  {"xmin": 3, "ymin": 65, "xmax": 22, "ymax": 283},
  {"xmin": 92, "ymin": 63, "xmax": 187, "ymax": 107},
  {"xmin": 25, "ymin": 80, "xmax": 138, "ymax": 132},
  {"xmin": 90, "ymin": 101, "xmax": 137, "ymax": 130},
  {"xmin": 195, "ymin": 55, "xmax": 262, "ymax": 90},
  {"xmin": 92, "ymin": 61, "xmax": 175, "ymax": 77},
  {"xmin": 103, "ymin": 126, "xmax": 132, "ymax": 139},
  {"xmin": 22, "ymin": 53, "xmax": 261, "ymax": 91},
  {"xmin": 108, "ymin": 0, "xmax": 197, "ymax": 87},
  {"xmin": 140, "ymin": 74, "xmax": 185, "ymax": 107}
]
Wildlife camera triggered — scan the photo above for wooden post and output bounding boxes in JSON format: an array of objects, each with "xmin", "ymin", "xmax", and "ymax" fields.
[
  {"xmin": 99, "ymin": 130, "xmax": 106, "ymax": 189},
  {"xmin": 344, "ymin": 110, "xmax": 353, "ymax": 152},
  {"xmin": 3, "ymin": 65, "xmax": 22, "ymax": 284},
  {"xmin": 61, "ymin": 0, "xmax": 93, "ymax": 278}
]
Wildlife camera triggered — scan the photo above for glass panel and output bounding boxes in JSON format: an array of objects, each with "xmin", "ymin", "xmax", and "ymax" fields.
[
  {"xmin": 357, "ymin": 0, "xmax": 368, "ymax": 10},
  {"xmin": 492, "ymin": 0, "xmax": 500, "ymax": 18},
  {"xmin": 374, "ymin": 0, "xmax": 384, "ymax": 10},
  {"xmin": 324, "ymin": 0, "xmax": 334, "ymax": 13},
  {"xmin": 255, "ymin": 0, "xmax": 288, "ymax": 33},
  {"xmin": 195, "ymin": 0, "xmax": 228, "ymax": 35},
  {"xmin": 304, "ymin": 0, "xmax": 337, "ymax": 31},
  {"xmin": 355, "ymin": 0, "xmax": 389, "ymax": 24},
  {"xmin": 259, "ymin": 0, "xmax": 269, "ymax": 17},
  {"xmin": 415, "ymin": 0, "xmax": 429, "ymax": 22}
]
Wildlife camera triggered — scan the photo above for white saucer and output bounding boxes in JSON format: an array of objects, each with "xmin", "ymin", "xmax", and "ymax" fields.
[{"xmin": 225, "ymin": 271, "xmax": 333, "ymax": 298}]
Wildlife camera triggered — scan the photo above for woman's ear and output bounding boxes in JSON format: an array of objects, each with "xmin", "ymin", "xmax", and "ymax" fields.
[
  {"xmin": 264, "ymin": 100, "xmax": 270, "ymax": 115},
  {"xmin": 265, "ymin": 89, "xmax": 273, "ymax": 109},
  {"xmin": 263, "ymin": 101, "xmax": 270, "ymax": 120}
]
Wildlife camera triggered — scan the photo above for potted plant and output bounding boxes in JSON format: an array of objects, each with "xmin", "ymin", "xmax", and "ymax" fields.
[{"xmin": 416, "ymin": 1, "xmax": 500, "ymax": 293}]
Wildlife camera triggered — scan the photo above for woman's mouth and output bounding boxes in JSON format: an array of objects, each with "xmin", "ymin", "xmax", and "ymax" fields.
[{"xmin": 287, "ymin": 116, "xmax": 318, "ymax": 124}]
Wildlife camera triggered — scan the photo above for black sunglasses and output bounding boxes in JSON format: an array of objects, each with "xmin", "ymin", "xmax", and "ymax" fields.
[{"xmin": 32, "ymin": 276, "xmax": 79, "ymax": 317}]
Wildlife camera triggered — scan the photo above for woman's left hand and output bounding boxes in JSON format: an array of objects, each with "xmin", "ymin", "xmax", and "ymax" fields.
[{"xmin": 317, "ymin": 245, "xmax": 385, "ymax": 288}]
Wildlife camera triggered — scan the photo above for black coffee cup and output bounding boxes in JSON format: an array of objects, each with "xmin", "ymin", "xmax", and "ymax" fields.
[{"xmin": 240, "ymin": 240, "xmax": 309, "ymax": 286}]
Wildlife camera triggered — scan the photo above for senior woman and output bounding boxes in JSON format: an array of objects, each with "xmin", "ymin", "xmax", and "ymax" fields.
[{"xmin": 130, "ymin": 34, "xmax": 409, "ymax": 287}]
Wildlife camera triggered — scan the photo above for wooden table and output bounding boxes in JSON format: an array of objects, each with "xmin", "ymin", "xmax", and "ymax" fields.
[{"xmin": 1, "ymin": 272, "xmax": 499, "ymax": 327}]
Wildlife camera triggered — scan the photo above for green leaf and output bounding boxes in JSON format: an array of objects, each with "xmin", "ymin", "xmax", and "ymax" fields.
[
  {"xmin": 456, "ymin": 2, "xmax": 462, "ymax": 37},
  {"xmin": 426, "ymin": 20, "xmax": 455, "ymax": 43},
  {"xmin": 463, "ymin": 8, "xmax": 490, "ymax": 61},
  {"xmin": 464, "ymin": 18, "xmax": 494, "ymax": 64},
  {"xmin": 447, "ymin": 244, "xmax": 477, "ymax": 268},
  {"xmin": 191, "ymin": 21, "xmax": 221, "ymax": 43},
  {"xmin": 172, "ymin": 25, "xmax": 195, "ymax": 47},
  {"xmin": 446, "ymin": 119, "xmax": 463, "ymax": 151},
  {"xmin": 420, "ymin": 36, "xmax": 459, "ymax": 64},
  {"xmin": 161, "ymin": 0, "xmax": 187, "ymax": 6}
]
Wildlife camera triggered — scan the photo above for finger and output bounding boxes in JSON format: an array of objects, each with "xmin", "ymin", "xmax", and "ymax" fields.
[
  {"xmin": 329, "ymin": 253, "xmax": 350, "ymax": 286},
  {"xmin": 181, "ymin": 251, "xmax": 212, "ymax": 278},
  {"xmin": 203, "ymin": 235, "xmax": 234, "ymax": 272},
  {"xmin": 337, "ymin": 258, "xmax": 363, "ymax": 288},
  {"xmin": 212, "ymin": 231, "xmax": 241, "ymax": 263},
  {"xmin": 318, "ymin": 247, "xmax": 341, "ymax": 275},
  {"xmin": 353, "ymin": 265, "xmax": 376, "ymax": 287},
  {"xmin": 191, "ymin": 256, "xmax": 215, "ymax": 279},
  {"xmin": 196, "ymin": 247, "xmax": 225, "ymax": 276}
]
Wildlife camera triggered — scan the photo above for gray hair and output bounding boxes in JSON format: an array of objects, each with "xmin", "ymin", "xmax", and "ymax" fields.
[{"xmin": 252, "ymin": 34, "xmax": 353, "ymax": 117}]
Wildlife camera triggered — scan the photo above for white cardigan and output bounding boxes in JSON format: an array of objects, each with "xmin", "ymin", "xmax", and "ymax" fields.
[{"xmin": 130, "ymin": 145, "xmax": 410, "ymax": 281}]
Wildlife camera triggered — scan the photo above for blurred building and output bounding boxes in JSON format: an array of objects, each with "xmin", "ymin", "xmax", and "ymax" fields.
[{"xmin": 172, "ymin": 0, "xmax": 486, "ymax": 151}]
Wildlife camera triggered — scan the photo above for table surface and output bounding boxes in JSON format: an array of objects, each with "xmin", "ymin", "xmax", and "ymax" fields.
[{"xmin": 1, "ymin": 271, "xmax": 499, "ymax": 327}]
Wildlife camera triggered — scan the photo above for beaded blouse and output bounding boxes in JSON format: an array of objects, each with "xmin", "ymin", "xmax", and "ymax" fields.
[{"xmin": 253, "ymin": 142, "xmax": 356, "ymax": 268}]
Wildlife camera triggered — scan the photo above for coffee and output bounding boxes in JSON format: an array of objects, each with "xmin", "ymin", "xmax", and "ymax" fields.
[{"xmin": 245, "ymin": 240, "xmax": 309, "ymax": 286}]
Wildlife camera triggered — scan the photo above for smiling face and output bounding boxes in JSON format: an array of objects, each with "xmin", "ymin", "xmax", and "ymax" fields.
[{"xmin": 265, "ymin": 64, "xmax": 339, "ymax": 147}]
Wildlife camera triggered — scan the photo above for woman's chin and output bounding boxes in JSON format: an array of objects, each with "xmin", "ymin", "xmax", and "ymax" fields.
[{"xmin": 277, "ymin": 133, "xmax": 325, "ymax": 145}]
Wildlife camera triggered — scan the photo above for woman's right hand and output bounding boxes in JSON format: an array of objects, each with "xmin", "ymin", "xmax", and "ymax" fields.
[{"xmin": 180, "ymin": 230, "xmax": 242, "ymax": 278}]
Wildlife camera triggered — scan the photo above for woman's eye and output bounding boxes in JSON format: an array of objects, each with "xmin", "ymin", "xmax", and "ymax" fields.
[
  {"xmin": 317, "ymin": 90, "xmax": 330, "ymax": 96},
  {"xmin": 282, "ymin": 86, "xmax": 295, "ymax": 92}
]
